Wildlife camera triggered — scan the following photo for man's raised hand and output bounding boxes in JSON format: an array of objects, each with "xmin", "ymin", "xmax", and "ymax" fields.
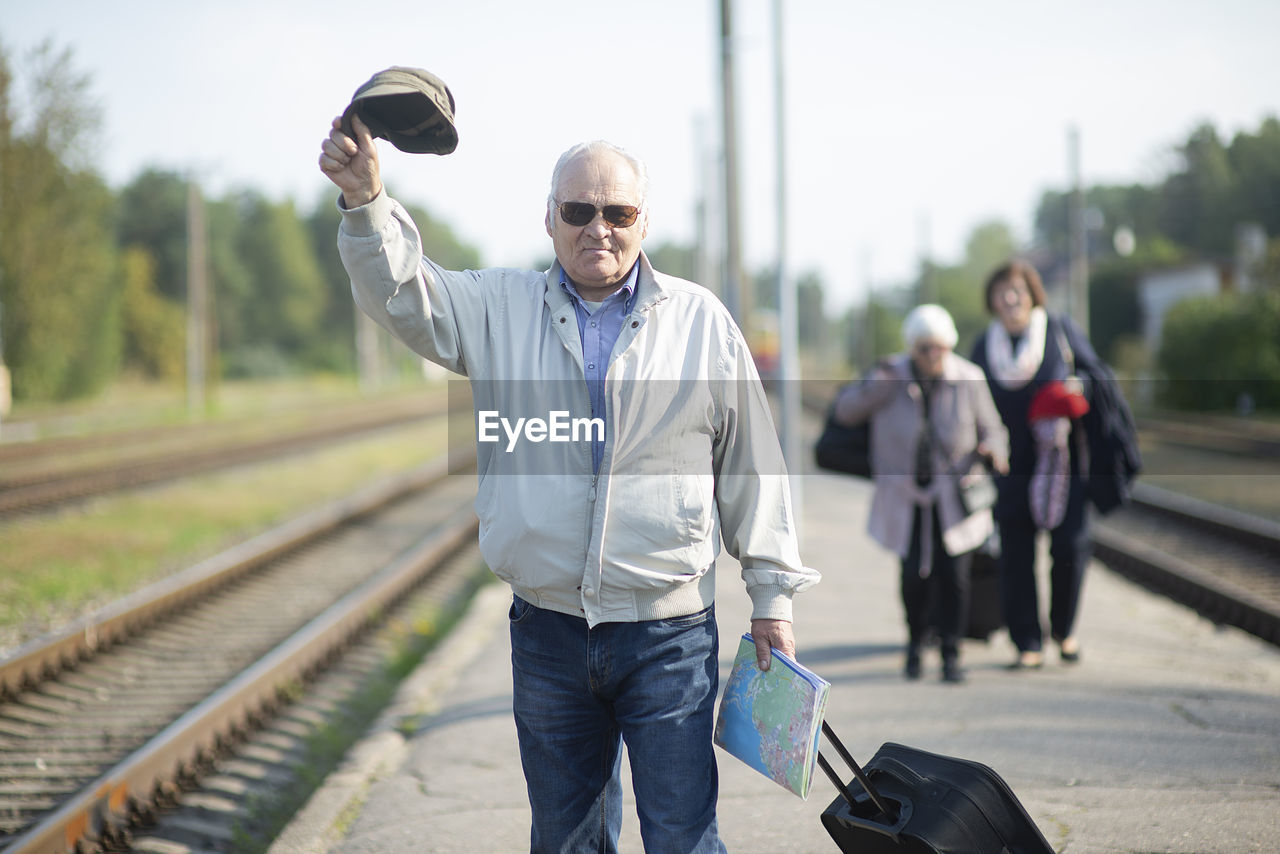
[{"xmin": 318, "ymin": 113, "xmax": 383, "ymax": 208}]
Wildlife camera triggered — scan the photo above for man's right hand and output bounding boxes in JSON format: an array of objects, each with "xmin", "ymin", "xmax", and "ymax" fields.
[{"xmin": 318, "ymin": 113, "xmax": 383, "ymax": 208}]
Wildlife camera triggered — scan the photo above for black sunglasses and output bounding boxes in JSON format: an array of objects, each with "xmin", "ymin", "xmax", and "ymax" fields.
[{"xmin": 557, "ymin": 201, "xmax": 640, "ymax": 228}]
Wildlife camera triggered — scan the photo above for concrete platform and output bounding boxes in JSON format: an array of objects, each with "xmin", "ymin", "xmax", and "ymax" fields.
[{"xmin": 271, "ymin": 472, "xmax": 1280, "ymax": 853}]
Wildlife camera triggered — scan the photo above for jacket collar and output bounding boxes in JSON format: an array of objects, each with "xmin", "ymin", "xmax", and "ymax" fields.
[
  {"xmin": 543, "ymin": 250, "xmax": 668, "ymax": 316},
  {"xmin": 890, "ymin": 351, "xmax": 966, "ymax": 386}
]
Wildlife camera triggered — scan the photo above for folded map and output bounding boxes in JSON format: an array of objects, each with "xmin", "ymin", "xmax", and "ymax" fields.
[{"xmin": 713, "ymin": 633, "xmax": 831, "ymax": 799}]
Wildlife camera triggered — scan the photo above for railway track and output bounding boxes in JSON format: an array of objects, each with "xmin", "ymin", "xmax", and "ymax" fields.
[
  {"xmin": 0, "ymin": 456, "xmax": 482, "ymax": 854},
  {"xmin": 1135, "ymin": 411, "xmax": 1280, "ymax": 458},
  {"xmin": 0, "ymin": 394, "xmax": 448, "ymax": 518},
  {"xmin": 1093, "ymin": 483, "xmax": 1280, "ymax": 645},
  {"xmin": 3, "ymin": 387, "xmax": 1278, "ymax": 852},
  {"xmin": 797, "ymin": 388, "xmax": 1280, "ymax": 645}
]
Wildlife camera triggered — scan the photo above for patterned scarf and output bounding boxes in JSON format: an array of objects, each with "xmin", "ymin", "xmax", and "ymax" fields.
[
  {"xmin": 984, "ymin": 307, "xmax": 1048, "ymax": 389},
  {"xmin": 1029, "ymin": 417, "xmax": 1072, "ymax": 530}
]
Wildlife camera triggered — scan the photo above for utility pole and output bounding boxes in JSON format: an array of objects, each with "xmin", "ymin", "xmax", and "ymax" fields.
[
  {"xmin": 186, "ymin": 178, "xmax": 208, "ymax": 417},
  {"xmin": 773, "ymin": 0, "xmax": 802, "ymax": 526},
  {"xmin": 917, "ymin": 211, "xmax": 933, "ymax": 304},
  {"xmin": 355, "ymin": 312, "xmax": 381, "ymax": 393},
  {"xmin": 694, "ymin": 116, "xmax": 718, "ymax": 301},
  {"xmin": 0, "ymin": 157, "xmax": 8, "ymax": 437},
  {"xmin": 861, "ymin": 247, "xmax": 875, "ymax": 370},
  {"xmin": 1068, "ymin": 126, "xmax": 1090, "ymax": 335},
  {"xmin": 0, "ymin": 297, "xmax": 9, "ymax": 439},
  {"xmin": 719, "ymin": 0, "xmax": 746, "ymax": 330}
]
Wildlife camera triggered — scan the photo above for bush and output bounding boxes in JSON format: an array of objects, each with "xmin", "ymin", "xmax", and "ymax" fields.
[{"xmin": 1157, "ymin": 291, "xmax": 1280, "ymax": 410}]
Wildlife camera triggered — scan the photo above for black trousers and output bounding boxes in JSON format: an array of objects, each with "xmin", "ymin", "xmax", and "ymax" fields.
[
  {"xmin": 997, "ymin": 477, "xmax": 1092, "ymax": 653},
  {"xmin": 901, "ymin": 504, "xmax": 972, "ymax": 660}
]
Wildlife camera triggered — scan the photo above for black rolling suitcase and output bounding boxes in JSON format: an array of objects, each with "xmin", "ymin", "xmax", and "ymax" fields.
[
  {"xmin": 817, "ymin": 723, "xmax": 1053, "ymax": 853},
  {"xmin": 965, "ymin": 537, "xmax": 1003, "ymax": 642}
]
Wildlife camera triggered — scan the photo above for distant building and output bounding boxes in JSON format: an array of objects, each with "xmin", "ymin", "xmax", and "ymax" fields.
[
  {"xmin": 1137, "ymin": 263, "xmax": 1222, "ymax": 352},
  {"xmin": 1234, "ymin": 223, "xmax": 1268, "ymax": 293}
]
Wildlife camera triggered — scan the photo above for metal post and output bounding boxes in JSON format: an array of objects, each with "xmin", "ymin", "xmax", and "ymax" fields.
[
  {"xmin": 0, "ymin": 150, "xmax": 7, "ymax": 437},
  {"xmin": 719, "ymin": 0, "xmax": 746, "ymax": 329},
  {"xmin": 694, "ymin": 116, "xmax": 717, "ymax": 300},
  {"xmin": 773, "ymin": 0, "xmax": 802, "ymax": 528},
  {"xmin": 861, "ymin": 248, "xmax": 875, "ymax": 369},
  {"xmin": 355, "ymin": 311, "xmax": 381, "ymax": 393},
  {"xmin": 186, "ymin": 178, "xmax": 207, "ymax": 417},
  {"xmin": 0, "ymin": 298, "xmax": 9, "ymax": 438},
  {"xmin": 917, "ymin": 211, "xmax": 933, "ymax": 304},
  {"xmin": 1068, "ymin": 126, "xmax": 1090, "ymax": 334}
]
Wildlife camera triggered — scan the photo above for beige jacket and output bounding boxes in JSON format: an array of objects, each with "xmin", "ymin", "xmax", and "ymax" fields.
[
  {"xmin": 338, "ymin": 191, "xmax": 819, "ymax": 626},
  {"xmin": 835, "ymin": 352, "xmax": 1008, "ymax": 559}
]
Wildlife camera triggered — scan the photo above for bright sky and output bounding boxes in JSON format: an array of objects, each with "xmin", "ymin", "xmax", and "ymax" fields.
[{"xmin": 4, "ymin": 0, "xmax": 1278, "ymax": 312}]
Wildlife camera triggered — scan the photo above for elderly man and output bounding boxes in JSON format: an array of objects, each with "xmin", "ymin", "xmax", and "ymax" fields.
[{"xmin": 319, "ymin": 114, "xmax": 818, "ymax": 853}]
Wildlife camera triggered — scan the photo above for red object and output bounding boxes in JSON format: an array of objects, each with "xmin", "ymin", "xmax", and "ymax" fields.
[{"xmin": 1028, "ymin": 380, "xmax": 1089, "ymax": 421}]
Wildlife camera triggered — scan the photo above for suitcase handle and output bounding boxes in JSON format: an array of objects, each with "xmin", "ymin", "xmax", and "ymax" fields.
[{"xmin": 818, "ymin": 721, "xmax": 897, "ymax": 821}]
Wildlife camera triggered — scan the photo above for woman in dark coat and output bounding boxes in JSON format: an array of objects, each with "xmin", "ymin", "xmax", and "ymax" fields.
[{"xmin": 969, "ymin": 261, "xmax": 1102, "ymax": 669}]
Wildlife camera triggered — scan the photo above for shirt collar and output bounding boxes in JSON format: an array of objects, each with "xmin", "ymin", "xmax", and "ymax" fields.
[{"xmin": 560, "ymin": 262, "xmax": 640, "ymax": 307}]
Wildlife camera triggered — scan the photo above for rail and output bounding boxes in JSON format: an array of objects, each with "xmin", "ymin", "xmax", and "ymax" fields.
[
  {"xmin": 0, "ymin": 453, "xmax": 479, "ymax": 853},
  {"xmin": 0, "ymin": 394, "xmax": 447, "ymax": 517},
  {"xmin": 797, "ymin": 387, "xmax": 1280, "ymax": 646}
]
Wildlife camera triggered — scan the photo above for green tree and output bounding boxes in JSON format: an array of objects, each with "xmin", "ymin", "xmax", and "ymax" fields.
[
  {"xmin": 402, "ymin": 201, "xmax": 483, "ymax": 271},
  {"xmin": 644, "ymin": 242, "xmax": 698, "ymax": 282},
  {"xmin": 119, "ymin": 246, "xmax": 185, "ymax": 379},
  {"xmin": 1227, "ymin": 117, "xmax": 1280, "ymax": 239},
  {"xmin": 117, "ymin": 169, "xmax": 190, "ymax": 301},
  {"xmin": 926, "ymin": 220, "xmax": 1018, "ymax": 354},
  {"xmin": 1160, "ymin": 123, "xmax": 1238, "ymax": 255},
  {"xmin": 203, "ymin": 193, "xmax": 252, "ymax": 379},
  {"xmin": 305, "ymin": 194, "xmax": 355, "ymax": 373},
  {"xmin": 1034, "ymin": 183, "xmax": 1164, "ymax": 260},
  {"xmin": 796, "ymin": 271, "xmax": 827, "ymax": 358},
  {"xmin": 844, "ymin": 292, "xmax": 908, "ymax": 372},
  {"xmin": 222, "ymin": 192, "xmax": 328, "ymax": 376},
  {"xmin": 0, "ymin": 41, "xmax": 121, "ymax": 400},
  {"xmin": 302, "ymin": 194, "xmax": 488, "ymax": 380}
]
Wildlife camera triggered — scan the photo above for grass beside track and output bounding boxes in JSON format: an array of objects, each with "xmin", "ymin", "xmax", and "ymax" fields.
[{"xmin": 0, "ymin": 418, "xmax": 455, "ymax": 653}]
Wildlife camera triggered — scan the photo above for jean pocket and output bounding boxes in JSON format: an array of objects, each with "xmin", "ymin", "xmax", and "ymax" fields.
[
  {"xmin": 508, "ymin": 595, "xmax": 534, "ymax": 623},
  {"xmin": 657, "ymin": 604, "xmax": 714, "ymax": 629}
]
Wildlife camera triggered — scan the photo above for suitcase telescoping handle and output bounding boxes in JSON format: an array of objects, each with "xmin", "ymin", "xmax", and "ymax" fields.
[{"xmin": 817, "ymin": 721, "xmax": 897, "ymax": 821}]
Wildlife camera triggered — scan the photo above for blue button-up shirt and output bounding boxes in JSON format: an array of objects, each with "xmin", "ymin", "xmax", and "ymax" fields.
[{"xmin": 560, "ymin": 264, "xmax": 640, "ymax": 472}]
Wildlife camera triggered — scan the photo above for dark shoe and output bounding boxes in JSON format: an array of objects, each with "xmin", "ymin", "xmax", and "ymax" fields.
[
  {"xmin": 904, "ymin": 648, "xmax": 922, "ymax": 680},
  {"xmin": 1007, "ymin": 650, "xmax": 1044, "ymax": 671},
  {"xmin": 1058, "ymin": 636, "xmax": 1081, "ymax": 664},
  {"xmin": 941, "ymin": 660, "xmax": 965, "ymax": 684}
]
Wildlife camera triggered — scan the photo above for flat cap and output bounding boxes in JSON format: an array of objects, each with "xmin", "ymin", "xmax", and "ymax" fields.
[{"xmin": 341, "ymin": 66, "xmax": 458, "ymax": 155}]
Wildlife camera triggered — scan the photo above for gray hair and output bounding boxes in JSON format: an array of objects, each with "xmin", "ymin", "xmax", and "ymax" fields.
[
  {"xmin": 901, "ymin": 304, "xmax": 958, "ymax": 350},
  {"xmin": 547, "ymin": 140, "xmax": 650, "ymax": 217}
]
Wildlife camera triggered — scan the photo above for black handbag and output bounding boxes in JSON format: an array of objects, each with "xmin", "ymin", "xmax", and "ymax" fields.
[
  {"xmin": 956, "ymin": 469, "xmax": 997, "ymax": 515},
  {"xmin": 815, "ymin": 390, "xmax": 872, "ymax": 479}
]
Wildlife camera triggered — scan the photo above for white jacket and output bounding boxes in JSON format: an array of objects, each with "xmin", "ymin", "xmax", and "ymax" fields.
[{"xmin": 338, "ymin": 192, "xmax": 818, "ymax": 626}]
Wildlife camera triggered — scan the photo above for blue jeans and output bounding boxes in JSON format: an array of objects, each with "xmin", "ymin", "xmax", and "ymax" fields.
[{"xmin": 509, "ymin": 596, "xmax": 726, "ymax": 854}]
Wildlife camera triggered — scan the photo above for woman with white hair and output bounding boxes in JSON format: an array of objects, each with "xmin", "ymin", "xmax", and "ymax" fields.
[{"xmin": 835, "ymin": 304, "xmax": 1008, "ymax": 683}]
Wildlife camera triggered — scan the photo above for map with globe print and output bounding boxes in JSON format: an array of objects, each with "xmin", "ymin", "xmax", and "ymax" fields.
[{"xmin": 714, "ymin": 634, "xmax": 830, "ymax": 799}]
